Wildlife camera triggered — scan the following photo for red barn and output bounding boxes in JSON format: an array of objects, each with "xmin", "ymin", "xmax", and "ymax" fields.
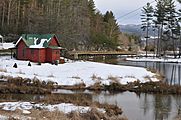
[{"xmin": 14, "ymin": 34, "xmax": 62, "ymax": 63}]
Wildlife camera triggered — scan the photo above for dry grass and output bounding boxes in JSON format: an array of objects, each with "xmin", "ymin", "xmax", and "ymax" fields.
[
  {"xmin": 144, "ymin": 75, "xmax": 152, "ymax": 81},
  {"xmin": 71, "ymin": 76, "xmax": 81, "ymax": 79},
  {"xmin": 18, "ymin": 70, "xmax": 25, "ymax": 74},
  {"xmin": 0, "ymin": 109, "xmax": 128, "ymax": 120},
  {"xmin": 155, "ymin": 73, "xmax": 165, "ymax": 81},
  {"xmin": 39, "ymin": 93, "xmax": 92, "ymax": 106},
  {"xmin": 91, "ymin": 74, "xmax": 102, "ymax": 81},
  {"xmin": 30, "ymin": 110, "xmax": 68, "ymax": 120},
  {"xmin": 88, "ymin": 82, "xmax": 102, "ymax": 90},
  {"xmin": 68, "ymin": 108, "xmax": 127, "ymax": 120},
  {"xmin": 108, "ymin": 75, "xmax": 120, "ymax": 83},
  {"xmin": 0, "ymin": 68, "xmax": 7, "ymax": 73},
  {"xmin": 124, "ymin": 75, "xmax": 136, "ymax": 78},
  {"xmin": 146, "ymin": 67, "xmax": 157, "ymax": 73},
  {"xmin": 147, "ymin": 68, "xmax": 165, "ymax": 81}
]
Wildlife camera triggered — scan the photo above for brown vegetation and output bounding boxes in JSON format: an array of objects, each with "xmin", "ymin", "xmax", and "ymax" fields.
[
  {"xmin": 0, "ymin": 109, "xmax": 127, "ymax": 120},
  {"xmin": 0, "ymin": 76, "xmax": 56, "ymax": 94}
]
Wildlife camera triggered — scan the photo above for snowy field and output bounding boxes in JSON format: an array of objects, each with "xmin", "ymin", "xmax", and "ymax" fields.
[
  {"xmin": 0, "ymin": 56, "xmax": 159, "ymax": 87},
  {"xmin": 126, "ymin": 57, "xmax": 181, "ymax": 63}
]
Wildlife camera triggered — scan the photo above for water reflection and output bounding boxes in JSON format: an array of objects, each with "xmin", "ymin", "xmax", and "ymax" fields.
[
  {"xmin": 92, "ymin": 91, "xmax": 180, "ymax": 120},
  {"xmin": 0, "ymin": 94, "xmax": 44, "ymax": 101}
]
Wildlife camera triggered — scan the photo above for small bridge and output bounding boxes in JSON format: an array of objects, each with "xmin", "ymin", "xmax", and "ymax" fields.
[{"xmin": 68, "ymin": 51, "xmax": 136, "ymax": 59}]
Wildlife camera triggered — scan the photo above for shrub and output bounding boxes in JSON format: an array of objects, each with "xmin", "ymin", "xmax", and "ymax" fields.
[
  {"xmin": 28, "ymin": 62, "xmax": 31, "ymax": 66},
  {"xmin": 37, "ymin": 62, "xmax": 41, "ymax": 65},
  {"xmin": 55, "ymin": 60, "xmax": 59, "ymax": 65},
  {"xmin": 13, "ymin": 63, "xmax": 17, "ymax": 68}
]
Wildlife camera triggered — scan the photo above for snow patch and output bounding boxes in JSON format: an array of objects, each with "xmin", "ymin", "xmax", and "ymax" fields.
[{"xmin": 0, "ymin": 102, "xmax": 105, "ymax": 114}]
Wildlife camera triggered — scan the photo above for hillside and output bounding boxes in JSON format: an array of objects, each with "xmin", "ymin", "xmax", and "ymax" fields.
[{"xmin": 120, "ymin": 24, "xmax": 158, "ymax": 37}]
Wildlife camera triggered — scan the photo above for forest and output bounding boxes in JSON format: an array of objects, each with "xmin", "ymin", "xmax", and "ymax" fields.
[
  {"xmin": 0, "ymin": 0, "xmax": 124, "ymax": 51},
  {"xmin": 141, "ymin": 0, "xmax": 181, "ymax": 57}
]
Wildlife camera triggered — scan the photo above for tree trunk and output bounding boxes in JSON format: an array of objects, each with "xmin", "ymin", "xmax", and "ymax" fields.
[
  {"xmin": 7, "ymin": 0, "xmax": 12, "ymax": 26},
  {"xmin": 1, "ymin": 2, "xmax": 5, "ymax": 31},
  {"xmin": 157, "ymin": 26, "xmax": 160, "ymax": 57}
]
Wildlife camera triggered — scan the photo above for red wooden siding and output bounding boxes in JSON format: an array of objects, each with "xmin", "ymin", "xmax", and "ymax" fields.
[
  {"xmin": 17, "ymin": 40, "xmax": 27, "ymax": 60},
  {"xmin": 39, "ymin": 49, "xmax": 46, "ymax": 62},
  {"xmin": 46, "ymin": 49, "xmax": 60, "ymax": 63},
  {"xmin": 49, "ymin": 36, "xmax": 60, "ymax": 47},
  {"xmin": 46, "ymin": 48, "xmax": 52, "ymax": 62},
  {"xmin": 52, "ymin": 49, "xmax": 60, "ymax": 61}
]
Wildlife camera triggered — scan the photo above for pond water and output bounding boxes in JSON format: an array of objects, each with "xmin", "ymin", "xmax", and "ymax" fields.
[{"xmin": 93, "ymin": 91, "xmax": 180, "ymax": 120}]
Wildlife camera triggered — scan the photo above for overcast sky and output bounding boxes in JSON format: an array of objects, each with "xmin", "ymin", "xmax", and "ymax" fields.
[{"xmin": 93, "ymin": 0, "xmax": 179, "ymax": 25}]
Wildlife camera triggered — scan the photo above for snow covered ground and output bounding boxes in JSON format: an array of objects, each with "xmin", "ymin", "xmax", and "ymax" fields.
[
  {"xmin": 0, "ymin": 102, "xmax": 105, "ymax": 114},
  {"xmin": 126, "ymin": 57, "xmax": 181, "ymax": 63},
  {"xmin": 0, "ymin": 56, "xmax": 159, "ymax": 87}
]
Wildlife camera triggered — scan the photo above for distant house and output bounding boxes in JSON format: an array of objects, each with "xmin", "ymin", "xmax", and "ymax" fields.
[{"xmin": 14, "ymin": 34, "xmax": 62, "ymax": 63}]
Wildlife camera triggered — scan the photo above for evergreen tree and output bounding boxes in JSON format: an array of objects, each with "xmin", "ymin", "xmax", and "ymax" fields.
[
  {"xmin": 88, "ymin": 0, "xmax": 96, "ymax": 16},
  {"xmin": 103, "ymin": 11, "xmax": 120, "ymax": 43},
  {"xmin": 154, "ymin": 0, "xmax": 169, "ymax": 56},
  {"xmin": 177, "ymin": 0, "xmax": 181, "ymax": 57},
  {"xmin": 141, "ymin": 2, "xmax": 154, "ymax": 57},
  {"xmin": 164, "ymin": 0, "xmax": 178, "ymax": 57}
]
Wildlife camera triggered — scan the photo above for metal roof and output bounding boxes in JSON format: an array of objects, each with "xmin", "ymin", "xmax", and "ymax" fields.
[{"xmin": 15, "ymin": 34, "xmax": 60, "ymax": 49}]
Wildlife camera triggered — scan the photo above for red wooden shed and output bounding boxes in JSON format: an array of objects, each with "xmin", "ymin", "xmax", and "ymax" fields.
[{"xmin": 14, "ymin": 34, "xmax": 62, "ymax": 63}]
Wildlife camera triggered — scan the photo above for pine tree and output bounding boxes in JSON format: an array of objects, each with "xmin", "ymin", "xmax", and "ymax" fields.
[
  {"xmin": 104, "ymin": 11, "xmax": 120, "ymax": 42},
  {"xmin": 164, "ymin": 0, "xmax": 178, "ymax": 57},
  {"xmin": 177, "ymin": 0, "xmax": 181, "ymax": 58},
  {"xmin": 154, "ymin": 0, "xmax": 169, "ymax": 57},
  {"xmin": 88, "ymin": 0, "xmax": 96, "ymax": 16},
  {"xmin": 141, "ymin": 2, "xmax": 154, "ymax": 57}
]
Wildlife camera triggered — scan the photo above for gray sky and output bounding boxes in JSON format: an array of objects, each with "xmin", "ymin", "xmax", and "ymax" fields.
[{"xmin": 94, "ymin": 0, "xmax": 179, "ymax": 25}]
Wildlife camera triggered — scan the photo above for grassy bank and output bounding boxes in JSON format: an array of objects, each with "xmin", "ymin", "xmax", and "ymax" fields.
[
  {"xmin": 0, "ymin": 109, "xmax": 127, "ymax": 120},
  {"xmin": 0, "ymin": 76, "xmax": 54, "ymax": 94},
  {"xmin": 1, "ymin": 75, "xmax": 181, "ymax": 95}
]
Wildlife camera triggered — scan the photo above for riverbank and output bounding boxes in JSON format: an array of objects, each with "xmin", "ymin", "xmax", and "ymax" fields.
[
  {"xmin": 0, "ymin": 92, "xmax": 126, "ymax": 120},
  {"xmin": 0, "ymin": 102, "xmax": 126, "ymax": 120}
]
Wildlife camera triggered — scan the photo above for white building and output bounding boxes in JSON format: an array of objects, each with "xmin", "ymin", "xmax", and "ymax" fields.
[{"xmin": 0, "ymin": 35, "xmax": 3, "ymax": 49}]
